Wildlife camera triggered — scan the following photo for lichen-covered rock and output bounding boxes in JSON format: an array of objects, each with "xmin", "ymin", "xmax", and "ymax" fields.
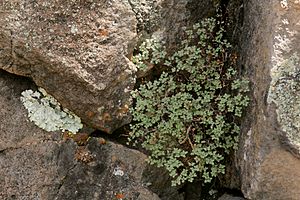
[
  {"xmin": 267, "ymin": 1, "xmax": 300, "ymax": 153},
  {"xmin": 0, "ymin": 0, "xmax": 213, "ymax": 133},
  {"xmin": 236, "ymin": 0, "xmax": 300, "ymax": 199},
  {"xmin": 268, "ymin": 54, "xmax": 300, "ymax": 151},
  {"xmin": 0, "ymin": 0, "xmax": 138, "ymax": 133},
  {"xmin": 0, "ymin": 71, "xmax": 183, "ymax": 200}
]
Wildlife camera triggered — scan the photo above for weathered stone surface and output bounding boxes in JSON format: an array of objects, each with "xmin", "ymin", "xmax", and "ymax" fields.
[
  {"xmin": 55, "ymin": 139, "xmax": 162, "ymax": 200},
  {"xmin": 0, "ymin": 0, "xmax": 138, "ymax": 133},
  {"xmin": 0, "ymin": 71, "xmax": 182, "ymax": 200},
  {"xmin": 131, "ymin": 0, "xmax": 216, "ymax": 48},
  {"xmin": 142, "ymin": 165, "xmax": 184, "ymax": 200},
  {"xmin": 0, "ymin": 0, "xmax": 213, "ymax": 133},
  {"xmin": 218, "ymin": 194, "xmax": 245, "ymax": 200},
  {"xmin": 236, "ymin": 0, "xmax": 300, "ymax": 199}
]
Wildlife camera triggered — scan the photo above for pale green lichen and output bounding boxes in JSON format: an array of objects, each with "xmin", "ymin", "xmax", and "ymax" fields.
[
  {"xmin": 268, "ymin": 53, "xmax": 300, "ymax": 149},
  {"xmin": 20, "ymin": 88, "xmax": 83, "ymax": 133}
]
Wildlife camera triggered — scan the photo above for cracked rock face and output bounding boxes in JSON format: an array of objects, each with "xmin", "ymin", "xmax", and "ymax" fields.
[
  {"xmin": 237, "ymin": 0, "xmax": 300, "ymax": 199},
  {"xmin": 0, "ymin": 0, "xmax": 137, "ymax": 133},
  {"xmin": 0, "ymin": 0, "xmax": 201, "ymax": 133},
  {"xmin": 0, "ymin": 0, "xmax": 208, "ymax": 133},
  {"xmin": 0, "ymin": 70, "xmax": 183, "ymax": 200}
]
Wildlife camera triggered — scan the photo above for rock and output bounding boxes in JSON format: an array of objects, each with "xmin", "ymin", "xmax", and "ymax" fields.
[
  {"xmin": 130, "ymin": 0, "xmax": 216, "ymax": 47},
  {"xmin": 218, "ymin": 194, "xmax": 245, "ymax": 200},
  {"xmin": 0, "ymin": 0, "xmax": 138, "ymax": 133},
  {"xmin": 186, "ymin": 0, "xmax": 217, "ymax": 23},
  {"xmin": 55, "ymin": 139, "xmax": 162, "ymax": 200},
  {"xmin": 142, "ymin": 165, "xmax": 184, "ymax": 200},
  {"xmin": 236, "ymin": 0, "xmax": 300, "ymax": 199},
  {"xmin": 0, "ymin": 0, "xmax": 215, "ymax": 133},
  {"xmin": 0, "ymin": 71, "xmax": 182, "ymax": 200}
]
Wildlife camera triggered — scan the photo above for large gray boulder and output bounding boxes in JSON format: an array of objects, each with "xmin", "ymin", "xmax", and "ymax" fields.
[
  {"xmin": 0, "ymin": 0, "xmax": 215, "ymax": 133},
  {"xmin": 0, "ymin": 0, "xmax": 137, "ymax": 133},
  {"xmin": 236, "ymin": 0, "xmax": 300, "ymax": 199},
  {"xmin": 0, "ymin": 1, "xmax": 218, "ymax": 199},
  {"xmin": 0, "ymin": 71, "xmax": 183, "ymax": 200}
]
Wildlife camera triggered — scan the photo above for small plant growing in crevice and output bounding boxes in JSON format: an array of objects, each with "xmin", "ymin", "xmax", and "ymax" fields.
[{"xmin": 128, "ymin": 18, "xmax": 249, "ymax": 186}]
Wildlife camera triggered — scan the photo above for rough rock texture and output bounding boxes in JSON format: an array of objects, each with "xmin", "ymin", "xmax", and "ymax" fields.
[
  {"xmin": 218, "ymin": 194, "xmax": 245, "ymax": 200},
  {"xmin": 0, "ymin": 1, "xmax": 219, "ymax": 199},
  {"xmin": 0, "ymin": 70, "xmax": 183, "ymax": 200},
  {"xmin": 0, "ymin": 0, "xmax": 212, "ymax": 133},
  {"xmin": 140, "ymin": 0, "xmax": 216, "ymax": 48},
  {"xmin": 236, "ymin": 0, "xmax": 300, "ymax": 199},
  {"xmin": 0, "ymin": 0, "xmax": 137, "ymax": 133}
]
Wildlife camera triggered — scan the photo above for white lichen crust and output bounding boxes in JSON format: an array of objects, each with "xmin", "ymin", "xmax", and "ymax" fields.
[{"xmin": 20, "ymin": 88, "xmax": 83, "ymax": 133}]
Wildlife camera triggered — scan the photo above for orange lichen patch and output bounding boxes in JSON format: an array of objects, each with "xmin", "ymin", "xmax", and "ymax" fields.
[
  {"xmin": 111, "ymin": 155, "xmax": 117, "ymax": 162},
  {"xmin": 98, "ymin": 28, "xmax": 109, "ymax": 37},
  {"xmin": 72, "ymin": 132, "xmax": 90, "ymax": 146},
  {"xmin": 102, "ymin": 112, "xmax": 112, "ymax": 122},
  {"xmin": 75, "ymin": 147, "xmax": 94, "ymax": 163},
  {"xmin": 115, "ymin": 193, "xmax": 125, "ymax": 199},
  {"xmin": 117, "ymin": 104, "xmax": 129, "ymax": 118},
  {"xmin": 63, "ymin": 132, "xmax": 90, "ymax": 146},
  {"xmin": 86, "ymin": 111, "xmax": 96, "ymax": 118},
  {"xmin": 98, "ymin": 137, "xmax": 106, "ymax": 145},
  {"xmin": 63, "ymin": 131, "xmax": 74, "ymax": 141}
]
